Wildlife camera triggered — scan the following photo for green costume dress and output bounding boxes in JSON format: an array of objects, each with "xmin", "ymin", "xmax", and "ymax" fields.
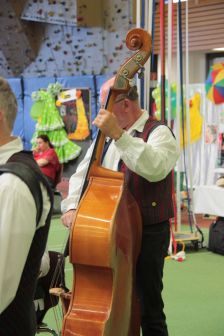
[{"xmin": 31, "ymin": 83, "xmax": 81, "ymax": 163}]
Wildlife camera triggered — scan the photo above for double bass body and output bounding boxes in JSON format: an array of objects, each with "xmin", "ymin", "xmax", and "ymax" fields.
[{"xmin": 62, "ymin": 170, "xmax": 142, "ymax": 335}]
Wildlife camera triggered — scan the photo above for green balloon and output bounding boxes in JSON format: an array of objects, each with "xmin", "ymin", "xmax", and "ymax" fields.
[{"xmin": 152, "ymin": 81, "xmax": 177, "ymax": 119}]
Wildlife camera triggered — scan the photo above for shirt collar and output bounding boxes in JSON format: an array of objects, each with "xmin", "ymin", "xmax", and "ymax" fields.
[
  {"xmin": 0, "ymin": 137, "xmax": 23, "ymax": 164},
  {"xmin": 127, "ymin": 109, "xmax": 149, "ymax": 135}
]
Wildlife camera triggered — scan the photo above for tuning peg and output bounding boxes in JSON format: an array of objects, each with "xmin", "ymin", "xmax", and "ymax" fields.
[
  {"xmin": 138, "ymin": 67, "xmax": 145, "ymax": 79},
  {"xmin": 128, "ymin": 78, "xmax": 136, "ymax": 87}
]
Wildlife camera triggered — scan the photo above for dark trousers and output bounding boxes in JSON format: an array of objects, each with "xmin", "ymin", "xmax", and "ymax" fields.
[{"xmin": 136, "ymin": 220, "xmax": 170, "ymax": 336}]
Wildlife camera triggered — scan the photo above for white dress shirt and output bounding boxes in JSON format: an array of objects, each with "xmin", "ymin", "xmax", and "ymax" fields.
[
  {"xmin": 61, "ymin": 110, "xmax": 179, "ymax": 213},
  {"xmin": 0, "ymin": 138, "xmax": 51, "ymax": 313}
]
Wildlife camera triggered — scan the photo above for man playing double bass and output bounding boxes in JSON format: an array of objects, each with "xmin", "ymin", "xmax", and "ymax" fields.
[{"xmin": 61, "ymin": 77, "xmax": 179, "ymax": 336}]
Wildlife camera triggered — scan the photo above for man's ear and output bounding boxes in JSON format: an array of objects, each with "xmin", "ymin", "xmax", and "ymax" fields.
[{"xmin": 123, "ymin": 98, "xmax": 130, "ymax": 108}]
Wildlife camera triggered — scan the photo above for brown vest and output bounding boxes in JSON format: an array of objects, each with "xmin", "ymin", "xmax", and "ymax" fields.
[
  {"xmin": 119, "ymin": 118, "xmax": 174, "ymax": 225},
  {"xmin": 0, "ymin": 151, "xmax": 53, "ymax": 336}
]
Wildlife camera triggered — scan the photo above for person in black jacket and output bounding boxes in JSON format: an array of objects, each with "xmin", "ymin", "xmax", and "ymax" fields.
[{"xmin": 0, "ymin": 77, "xmax": 53, "ymax": 336}]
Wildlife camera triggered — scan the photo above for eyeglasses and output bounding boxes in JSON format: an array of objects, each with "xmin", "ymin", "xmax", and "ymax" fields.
[
  {"xmin": 114, "ymin": 86, "xmax": 139, "ymax": 104},
  {"xmin": 114, "ymin": 96, "xmax": 126, "ymax": 104},
  {"xmin": 100, "ymin": 98, "xmax": 125, "ymax": 109}
]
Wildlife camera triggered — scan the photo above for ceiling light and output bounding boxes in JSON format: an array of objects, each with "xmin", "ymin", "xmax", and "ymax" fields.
[
  {"xmin": 165, "ymin": 0, "xmax": 187, "ymax": 3},
  {"xmin": 172, "ymin": 0, "xmax": 187, "ymax": 3}
]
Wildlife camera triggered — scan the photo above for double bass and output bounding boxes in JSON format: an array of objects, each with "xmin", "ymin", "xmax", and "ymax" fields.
[{"xmin": 61, "ymin": 28, "xmax": 152, "ymax": 335}]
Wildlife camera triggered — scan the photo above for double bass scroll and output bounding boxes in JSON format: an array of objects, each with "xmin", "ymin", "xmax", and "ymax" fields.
[{"xmin": 62, "ymin": 28, "xmax": 152, "ymax": 336}]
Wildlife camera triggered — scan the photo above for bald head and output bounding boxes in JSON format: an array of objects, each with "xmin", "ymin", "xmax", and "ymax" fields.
[
  {"xmin": 98, "ymin": 76, "xmax": 142, "ymax": 131},
  {"xmin": 0, "ymin": 77, "xmax": 17, "ymax": 132},
  {"xmin": 100, "ymin": 76, "xmax": 116, "ymax": 107}
]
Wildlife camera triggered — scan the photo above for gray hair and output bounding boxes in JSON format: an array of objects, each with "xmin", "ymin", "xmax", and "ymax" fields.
[{"xmin": 0, "ymin": 77, "xmax": 17, "ymax": 130}]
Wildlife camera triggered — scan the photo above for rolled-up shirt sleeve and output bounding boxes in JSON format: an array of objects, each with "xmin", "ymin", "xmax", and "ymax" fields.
[
  {"xmin": 61, "ymin": 143, "xmax": 94, "ymax": 213},
  {"xmin": 115, "ymin": 125, "xmax": 180, "ymax": 182}
]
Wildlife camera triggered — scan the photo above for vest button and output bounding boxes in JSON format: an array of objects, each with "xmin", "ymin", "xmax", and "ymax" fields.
[{"xmin": 152, "ymin": 201, "xmax": 157, "ymax": 207}]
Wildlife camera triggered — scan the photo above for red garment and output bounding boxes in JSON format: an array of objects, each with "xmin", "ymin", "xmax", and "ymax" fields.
[{"xmin": 34, "ymin": 148, "xmax": 60, "ymax": 183}]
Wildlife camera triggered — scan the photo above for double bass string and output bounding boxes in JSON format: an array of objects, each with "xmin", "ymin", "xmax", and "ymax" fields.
[{"xmin": 53, "ymin": 87, "xmax": 113, "ymax": 292}]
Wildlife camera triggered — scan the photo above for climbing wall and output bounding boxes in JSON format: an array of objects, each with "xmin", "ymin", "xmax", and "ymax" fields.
[
  {"xmin": 0, "ymin": 0, "xmax": 43, "ymax": 76},
  {"xmin": 0, "ymin": 0, "xmax": 135, "ymax": 77}
]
